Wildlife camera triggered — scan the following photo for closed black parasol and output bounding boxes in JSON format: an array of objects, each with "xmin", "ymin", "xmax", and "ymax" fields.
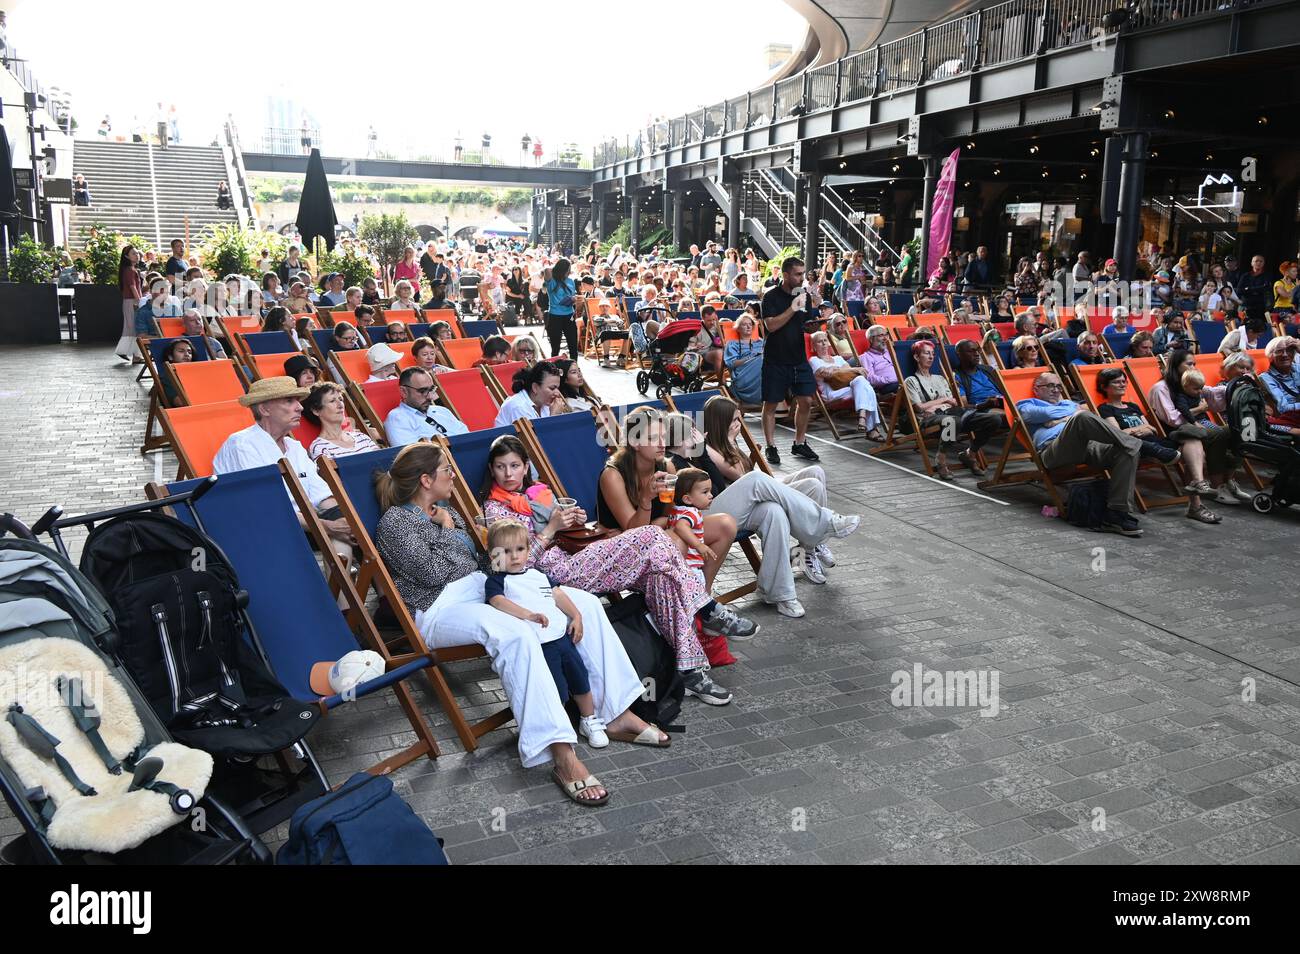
[{"xmin": 295, "ymin": 147, "xmax": 337, "ymax": 253}]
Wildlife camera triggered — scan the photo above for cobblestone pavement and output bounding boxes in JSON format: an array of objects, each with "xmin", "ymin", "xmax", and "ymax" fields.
[{"xmin": 3, "ymin": 339, "xmax": 1300, "ymax": 865}]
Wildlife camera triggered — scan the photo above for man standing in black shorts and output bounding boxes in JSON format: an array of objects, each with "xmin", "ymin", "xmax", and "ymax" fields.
[{"xmin": 759, "ymin": 256, "xmax": 820, "ymax": 465}]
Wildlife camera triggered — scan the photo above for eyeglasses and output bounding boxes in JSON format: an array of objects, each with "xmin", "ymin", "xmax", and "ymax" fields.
[
  {"xmin": 1037, "ymin": 383, "xmax": 1064, "ymax": 393},
  {"xmin": 404, "ymin": 384, "xmax": 436, "ymax": 395},
  {"xmin": 426, "ymin": 466, "xmax": 455, "ymax": 478}
]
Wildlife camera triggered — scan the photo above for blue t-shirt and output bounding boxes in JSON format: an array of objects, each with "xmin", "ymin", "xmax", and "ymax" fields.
[
  {"xmin": 545, "ymin": 278, "xmax": 576, "ymax": 316},
  {"xmin": 953, "ymin": 364, "xmax": 999, "ymax": 404}
]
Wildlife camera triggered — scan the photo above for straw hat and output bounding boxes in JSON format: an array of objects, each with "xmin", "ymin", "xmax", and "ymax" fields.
[{"xmin": 239, "ymin": 376, "xmax": 310, "ymax": 407}]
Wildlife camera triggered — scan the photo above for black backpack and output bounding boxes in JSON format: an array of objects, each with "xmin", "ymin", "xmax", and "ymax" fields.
[
  {"xmin": 79, "ymin": 514, "xmax": 318, "ymax": 757},
  {"xmin": 603, "ymin": 594, "xmax": 685, "ymax": 730},
  {"xmin": 1064, "ymin": 478, "xmax": 1110, "ymax": 530},
  {"xmin": 1226, "ymin": 375, "xmax": 1269, "ymax": 444}
]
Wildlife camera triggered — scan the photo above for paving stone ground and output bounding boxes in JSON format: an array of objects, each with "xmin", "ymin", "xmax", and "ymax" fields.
[{"xmin": 3, "ymin": 337, "xmax": 1300, "ymax": 865}]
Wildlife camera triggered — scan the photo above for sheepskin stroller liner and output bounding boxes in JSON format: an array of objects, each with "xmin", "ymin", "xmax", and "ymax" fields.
[
  {"xmin": 28, "ymin": 486, "xmax": 329, "ymax": 838},
  {"xmin": 0, "ymin": 537, "xmax": 268, "ymax": 865}
]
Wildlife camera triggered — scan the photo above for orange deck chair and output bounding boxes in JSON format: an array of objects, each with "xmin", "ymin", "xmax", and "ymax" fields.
[
  {"xmin": 166, "ymin": 359, "xmax": 248, "ymax": 406},
  {"xmin": 438, "ymin": 337, "xmax": 486, "ymax": 370},
  {"xmin": 159, "ymin": 400, "xmax": 254, "ymax": 479},
  {"xmin": 436, "ymin": 369, "xmax": 501, "ymax": 431}
]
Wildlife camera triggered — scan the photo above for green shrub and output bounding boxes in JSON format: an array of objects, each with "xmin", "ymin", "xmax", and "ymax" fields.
[
  {"xmin": 78, "ymin": 225, "xmax": 155, "ymax": 284},
  {"xmin": 358, "ymin": 212, "xmax": 417, "ymax": 271},
  {"xmin": 762, "ymin": 245, "xmax": 803, "ymax": 284},
  {"xmin": 6, "ymin": 235, "xmax": 61, "ymax": 283},
  {"xmin": 317, "ymin": 242, "xmax": 375, "ymax": 288}
]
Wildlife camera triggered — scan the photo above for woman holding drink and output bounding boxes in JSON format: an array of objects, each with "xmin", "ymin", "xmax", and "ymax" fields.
[{"xmin": 479, "ymin": 433, "xmax": 757, "ymax": 705}]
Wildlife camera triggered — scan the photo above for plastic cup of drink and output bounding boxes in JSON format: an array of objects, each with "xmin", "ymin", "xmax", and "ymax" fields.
[
  {"xmin": 555, "ymin": 497, "xmax": 577, "ymax": 511},
  {"xmin": 657, "ymin": 474, "xmax": 677, "ymax": 504}
]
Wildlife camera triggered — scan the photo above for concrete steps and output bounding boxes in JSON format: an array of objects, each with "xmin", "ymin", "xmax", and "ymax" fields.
[{"xmin": 69, "ymin": 140, "xmax": 239, "ymax": 250}]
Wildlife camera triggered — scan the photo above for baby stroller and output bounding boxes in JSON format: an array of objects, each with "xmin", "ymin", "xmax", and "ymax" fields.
[
  {"xmin": 0, "ymin": 534, "xmax": 269, "ymax": 864},
  {"xmin": 26, "ymin": 487, "xmax": 329, "ymax": 837},
  {"xmin": 636, "ymin": 318, "xmax": 706, "ymax": 400},
  {"xmin": 1224, "ymin": 375, "xmax": 1300, "ymax": 514}
]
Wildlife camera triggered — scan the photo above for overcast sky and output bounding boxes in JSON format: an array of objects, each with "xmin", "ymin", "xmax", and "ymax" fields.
[{"xmin": 14, "ymin": 0, "xmax": 807, "ymax": 160}]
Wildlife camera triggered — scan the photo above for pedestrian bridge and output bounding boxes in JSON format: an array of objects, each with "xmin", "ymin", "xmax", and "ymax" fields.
[{"xmin": 239, "ymin": 152, "xmax": 594, "ymax": 190}]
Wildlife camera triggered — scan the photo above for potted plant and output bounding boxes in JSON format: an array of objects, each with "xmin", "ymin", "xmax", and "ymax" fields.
[
  {"xmin": 0, "ymin": 234, "xmax": 63, "ymax": 343},
  {"xmin": 73, "ymin": 225, "xmax": 153, "ymax": 344}
]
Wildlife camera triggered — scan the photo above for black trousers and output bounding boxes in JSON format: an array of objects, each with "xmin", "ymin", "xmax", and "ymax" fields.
[{"xmin": 545, "ymin": 312, "xmax": 579, "ymax": 358}]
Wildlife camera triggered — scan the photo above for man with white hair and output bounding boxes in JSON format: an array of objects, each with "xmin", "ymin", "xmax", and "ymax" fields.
[
  {"xmin": 180, "ymin": 309, "xmax": 226, "ymax": 358},
  {"xmin": 1261, "ymin": 336, "xmax": 1300, "ymax": 434},
  {"xmin": 212, "ymin": 377, "xmax": 355, "ymax": 555}
]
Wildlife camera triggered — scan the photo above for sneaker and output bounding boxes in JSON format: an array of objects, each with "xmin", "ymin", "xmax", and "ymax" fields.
[
  {"xmin": 791, "ymin": 442, "xmax": 820, "ymax": 462},
  {"xmin": 813, "ymin": 543, "xmax": 835, "ymax": 567},
  {"xmin": 578, "ymin": 715, "xmax": 609, "ymax": 748},
  {"xmin": 760, "ymin": 592, "xmax": 806, "ymax": 618},
  {"xmin": 1185, "ymin": 504, "xmax": 1222, "ymax": 524},
  {"xmin": 1143, "ymin": 443, "xmax": 1182, "ymax": 465},
  {"xmin": 789, "ymin": 544, "xmax": 804, "ymax": 576},
  {"xmin": 765, "ymin": 444, "xmax": 781, "ymax": 466},
  {"xmin": 1100, "ymin": 509, "xmax": 1143, "ymax": 537},
  {"xmin": 682, "ymin": 668, "xmax": 733, "ymax": 706},
  {"xmin": 1213, "ymin": 485, "xmax": 1243, "ymax": 506},
  {"xmin": 803, "ymin": 550, "xmax": 827, "ymax": 584},
  {"xmin": 1225, "ymin": 478, "xmax": 1253, "ymax": 501},
  {"xmin": 701, "ymin": 603, "xmax": 760, "ymax": 640},
  {"xmin": 1183, "ymin": 479, "xmax": 1213, "ymax": 495},
  {"xmin": 830, "ymin": 514, "xmax": 861, "ymax": 538}
]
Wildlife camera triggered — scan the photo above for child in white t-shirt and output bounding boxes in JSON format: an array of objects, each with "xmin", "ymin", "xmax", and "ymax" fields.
[
  {"xmin": 483, "ymin": 520, "xmax": 607, "ymax": 747},
  {"xmin": 667, "ymin": 468, "xmax": 717, "ymax": 587}
]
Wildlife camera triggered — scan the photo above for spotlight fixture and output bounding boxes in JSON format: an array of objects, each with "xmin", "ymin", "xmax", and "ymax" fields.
[
  {"xmin": 1029, "ymin": 145, "xmax": 1040, "ymax": 155},
  {"xmin": 1041, "ymin": 168, "xmax": 1049, "ymax": 178},
  {"xmin": 1079, "ymin": 171, "xmax": 1087, "ymax": 180},
  {"xmin": 1204, "ymin": 152, "xmax": 1214, "ymax": 162},
  {"xmin": 1150, "ymin": 149, "xmax": 1159, "ymax": 159},
  {"xmin": 992, "ymin": 167, "xmax": 1001, "ymax": 176},
  {"xmin": 1089, "ymin": 147, "xmax": 1100, "ymax": 157},
  {"xmin": 965, "ymin": 141, "xmax": 975, "ymax": 150},
  {"xmin": 888, "ymin": 179, "xmax": 896, "ymax": 185},
  {"xmin": 962, "ymin": 180, "xmax": 971, "ymax": 188},
  {"xmin": 890, "ymin": 163, "xmax": 900, "ymax": 173},
  {"xmin": 1163, "ymin": 109, "xmax": 1176, "ymax": 120},
  {"xmin": 897, "ymin": 132, "xmax": 917, "ymax": 143},
  {"xmin": 839, "ymin": 161, "xmax": 847, "ymax": 169},
  {"xmin": 1090, "ymin": 100, "xmax": 1115, "ymax": 112},
  {"xmin": 1257, "ymin": 114, "xmax": 1269, "ymax": 126}
]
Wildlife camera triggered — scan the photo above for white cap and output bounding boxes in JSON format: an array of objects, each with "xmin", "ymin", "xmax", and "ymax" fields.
[
  {"xmin": 310, "ymin": 649, "xmax": 385, "ymax": 696},
  {"xmin": 367, "ymin": 342, "xmax": 402, "ymax": 373}
]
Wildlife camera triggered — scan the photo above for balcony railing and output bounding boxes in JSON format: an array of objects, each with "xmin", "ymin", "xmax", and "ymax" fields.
[{"xmin": 593, "ymin": 0, "xmax": 1265, "ymax": 168}]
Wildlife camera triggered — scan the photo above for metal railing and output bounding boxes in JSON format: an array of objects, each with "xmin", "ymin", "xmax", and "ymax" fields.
[
  {"xmin": 258, "ymin": 126, "xmax": 323, "ymax": 156},
  {"xmin": 592, "ymin": 0, "xmax": 1257, "ymax": 168},
  {"xmin": 821, "ymin": 184, "xmax": 899, "ymax": 265}
]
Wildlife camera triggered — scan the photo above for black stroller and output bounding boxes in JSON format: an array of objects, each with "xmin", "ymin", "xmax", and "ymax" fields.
[
  {"xmin": 24, "ymin": 484, "xmax": 329, "ymax": 837},
  {"xmin": 635, "ymin": 318, "xmax": 707, "ymax": 400},
  {"xmin": 1224, "ymin": 375, "xmax": 1300, "ymax": 514},
  {"xmin": 0, "ymin": 533, "xmax": 269, "ymax": 864}
]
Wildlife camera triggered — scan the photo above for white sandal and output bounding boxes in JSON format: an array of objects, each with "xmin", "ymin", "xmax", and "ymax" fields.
[{"xmin": 578, "ymin": 715, "xmax": 609, "ymax": 748}]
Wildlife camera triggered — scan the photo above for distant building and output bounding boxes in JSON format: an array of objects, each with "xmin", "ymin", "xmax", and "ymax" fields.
[{"xmin": 764, "ymin": 42, "xmax": 793, "ymax": 70}]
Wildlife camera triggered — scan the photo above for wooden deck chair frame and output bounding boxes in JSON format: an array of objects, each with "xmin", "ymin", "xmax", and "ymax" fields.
[
  {"xmin": 865, "ymin": 343, "xmax": 955, "ymax": 477},
  {"xmin": 435, "ymin": 368, "xmax": 501, "ymax": 431},
  {"xmin": 976, "ymin": 366, "xmax": 1106, "ymax": 508},
  {"xmin": 317, "ymin": 455, "xmax": 512, "ymax": 755},
  {"xmin": 480, "ymin": 360, "xmax": 525, "ymax": 404},
  {"xmin": 139, "ymin": 335, "xmax": 174, "ymax": 455},
  {"xmin": 165, "ymin": 358, "xmax": 249, "ymax": 407},
  {"xmin": 1066, "ymin": 361, "xmax": 1187, "ymax": 511},
  {"xmin": 147, "ymin": 463, "xmax": 446, "ymax": 775}
]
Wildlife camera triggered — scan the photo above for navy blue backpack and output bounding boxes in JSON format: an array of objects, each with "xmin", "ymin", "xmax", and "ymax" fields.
[{"xmin": 277, "ymin": 772, "xmax": 449, "ymax": 865}]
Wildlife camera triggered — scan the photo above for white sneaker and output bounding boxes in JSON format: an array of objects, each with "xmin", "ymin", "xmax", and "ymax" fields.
[
  {"xmin": 1225, "ymin": 478, "xmax": 1253, "ymax": 501},
  {"xmin": 830, "ymin": 514, "xmax": 861, "ymax": 538},
  {"xmin": 803, "ymin": 550, "xmax": 827, "ymax": 584},
  {"xmin": 789, "ymin": 544, "xmax": 804, "ymax": 576},
  {"xmin": 578, "ymin": 715, "xmax": 609, "ymax": 748},
  {"xmin": 761, "ymin": 592, "xmax": 806, "ymax": 618},
  {"xmin": 1213, "ymin": 486, "xmax": 1242, "ymax": 506},
  {"xmin": 813, "ymin": 543, "xmax": 835, "ymax": 567}
]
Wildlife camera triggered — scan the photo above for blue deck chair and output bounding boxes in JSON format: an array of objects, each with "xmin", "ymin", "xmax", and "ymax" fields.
[
  {"xmin": 516, "ymin": 412, "xmax": 606, "ymax": 517},
  {"xmin": 461, "ymin": 319, "xmax": 498, "ymax": 340},
  {"xmin": 318, "ymin": 447, "xmax": 513, "ymax": 753},
  {"xmin": 1190, "ymin": 320, "xmax": 1228, "ymax": 354},
  {"xmin": 365, "ymin": 322, "xmax": 430, "ymax": 345},
  {"xmin": 715, "ymin": 309, "xmax": 743, "ymax": 322},
  {"xmin": 993, "ymin": 340, "xmax": 1018, "ymax": 369},
  {"xmin": 239, "ymin": 330, "xmax": 296, "ymax": 355},
  {"xmin": 732, "ymin": 292, "xmax": 758, "ymax": 300},
  {"xmin": 887, "ymin": 290, "xmax": 915, "ymax": 314},
  {"xmin": 1103, "ymin": 331, "xmax": 1135, "ymax": 359},
  {"xmin": 154, "ymin": 463, "xmax": 443, "ymax": 774},
  {"xmin": 667, "ymin": 388, "xmax": 723, "ymax": 419}
]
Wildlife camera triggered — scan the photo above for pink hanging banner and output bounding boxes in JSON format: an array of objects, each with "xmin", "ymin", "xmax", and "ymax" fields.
[{"xmin": 925, "ymin": 147, "xmax": 962, "ymax": 280}]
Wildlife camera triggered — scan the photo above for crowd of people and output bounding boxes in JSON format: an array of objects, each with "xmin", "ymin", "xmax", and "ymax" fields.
[{"xmin": 119, "ymin": 221, "xmax": 1300, "ymax": 805}]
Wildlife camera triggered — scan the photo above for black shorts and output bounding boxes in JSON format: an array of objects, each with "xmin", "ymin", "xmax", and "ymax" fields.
[{"xmin": 761, "ymin": 361, "xmax": 815, "ymax": 404}]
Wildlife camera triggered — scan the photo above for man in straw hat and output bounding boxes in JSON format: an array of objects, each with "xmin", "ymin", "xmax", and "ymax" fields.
[{"xmin": 212, "ymin": 377, "xmax": 355, "ymax": 553}]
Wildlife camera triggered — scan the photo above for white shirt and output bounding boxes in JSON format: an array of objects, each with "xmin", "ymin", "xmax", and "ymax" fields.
[
  {"xmin": 384, "ymin": 400, "xmax": 467, "ymax": 446},
  {"xmin": 212, "ymin": 423, "xmax": 332, "ymax": 511},
  {"xmin": 809, "ymin": 354, "xmax": 854, "ymax": 398},
  {"xmin": 494, "ymin": 390, "xmax": 551, "ymax": 427}
]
